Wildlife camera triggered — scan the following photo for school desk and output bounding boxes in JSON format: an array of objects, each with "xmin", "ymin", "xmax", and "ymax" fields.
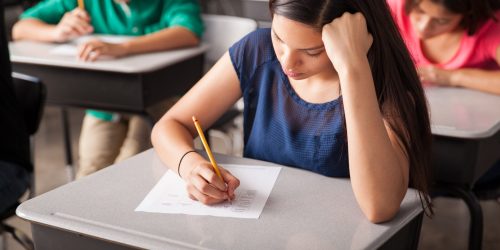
[
  {"xmin": 9, "ymin": 39, "xmax": 208, "ymax": 177},
  {"xmin": 17, "ymin": 149, "xmax": 424, "ymax": 250},
  {"xmin": 426, "ymin": 86, "xmax": 500, "ymax": 250}
]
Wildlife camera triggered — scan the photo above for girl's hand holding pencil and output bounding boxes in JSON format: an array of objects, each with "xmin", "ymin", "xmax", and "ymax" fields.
[
  {"xmin": 182, "ymin": 159, "xmax": 239, "ymax": 205},
  {"xmin": 51, "ymin": 8, "xmax": 93, "ymax": 42},
  {"xmin": 176, "ymin": 116, "xmax": 240, "ymax": 205}
]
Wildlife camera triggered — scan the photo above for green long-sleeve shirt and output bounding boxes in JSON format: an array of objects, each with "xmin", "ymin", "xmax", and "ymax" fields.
[{"xmin": 22, "ymin": 0, "xmax": 204, "ymax": 121}]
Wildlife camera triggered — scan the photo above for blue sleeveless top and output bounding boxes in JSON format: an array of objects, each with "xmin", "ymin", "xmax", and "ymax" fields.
[{"xmin": 229, "ymin": 28, "xmax": 349, "ymax": 177}]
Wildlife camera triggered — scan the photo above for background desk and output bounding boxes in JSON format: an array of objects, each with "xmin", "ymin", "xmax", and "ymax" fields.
[
  {"xmin": 9, "ymin": 40, "xmax": 208, "ymax": 113},
  {"xmin": 9, "ymin": 40, "xmax": 208, "ymax": 177},
  {"xmin": 426, "ymin": 86, "xmax": 500, "ymax": 250},
  {"xmin": 17, "ymin": 149, "xmax": 424, "ymax": 250}
]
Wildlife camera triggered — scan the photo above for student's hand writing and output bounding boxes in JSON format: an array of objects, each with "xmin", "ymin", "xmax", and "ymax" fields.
[
  {"xmin": 77, "ymin": 39, "xmax": 128, "ymax": 61},
  {"xmin": 52, "ymin": 8, "xmax": 93, "ymax": 42},
  {"xmin": 182, "ymin": 161, "xmax": 240, "ymax": 205},
  {"xmin": 322, "ymin": 12, "xmax": 373, "ymax": 76},
  {"xmin": 418, "ymin": 66, "xmax": 454, "ymax": 86}
]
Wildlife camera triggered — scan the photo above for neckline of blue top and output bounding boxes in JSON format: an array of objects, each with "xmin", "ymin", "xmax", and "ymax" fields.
[{"xmin": 278, "ymin": 67, "xmax": 343, "ymax": 110}]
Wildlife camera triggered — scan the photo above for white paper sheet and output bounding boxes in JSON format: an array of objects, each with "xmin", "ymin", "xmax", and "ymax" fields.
[
  {"xmin": 135, "ymin": 164, "xmax": 282, "ymax": 219},
  {"xmin": 49, "ymin": 35, "xmax": 133, "ymax": 56}
]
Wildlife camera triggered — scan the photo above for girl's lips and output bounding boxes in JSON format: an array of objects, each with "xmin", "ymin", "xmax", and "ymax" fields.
[{"xmin": 283, "ymin": 70, "xmax": 303, "ymax": 78}]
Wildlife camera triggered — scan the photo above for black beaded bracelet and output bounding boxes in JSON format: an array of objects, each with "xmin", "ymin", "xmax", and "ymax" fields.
[{"xmin": 177, "ymin": 150, "xmax": 197, "ymax": 178}]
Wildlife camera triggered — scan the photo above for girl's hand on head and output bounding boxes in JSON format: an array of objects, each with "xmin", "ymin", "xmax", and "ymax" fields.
[
  {"xmin": 183, "ymin": 162, "xmax": 240, "ymax": 205},
  {"xmin": 77, "ymin": 39, "xmax": 128, "ymax": 61},
  {"xmin": 52, "ymin": 8, "xmax": 93, "ymax": 42},
  {"xmin": 418, "ymin": 66, "xmax": 453, "ymax": 86},
  {"xmin": 322, "ymin": 12, "xmax": 373, "ymax": 75}
]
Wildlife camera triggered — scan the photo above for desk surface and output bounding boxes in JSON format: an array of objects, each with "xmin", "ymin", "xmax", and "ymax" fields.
[
  {"xmin": 18, "ymin": 149, "xmax": 422, "ymax": 250},
  {"xmin": 9, "ymin": 40, "xmax": 208, "ymax": 73},
  {"xmin": 426, "ymin": 86, "xmax": 500, "ymax": 139}
]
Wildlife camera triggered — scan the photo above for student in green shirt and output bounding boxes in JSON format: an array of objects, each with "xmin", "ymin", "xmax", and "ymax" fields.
[{"xmin": 12, "ymin": 0, "xmax": 204, "ymax": 178}]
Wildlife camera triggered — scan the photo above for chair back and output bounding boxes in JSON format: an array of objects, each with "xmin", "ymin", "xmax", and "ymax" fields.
[
  {"xmin": 0, "ymin": 73, "xmax": 42, "ymax": 249},
  {"xmin": 11, "ymin": 72, "xmax": 46, "ymax": 135},
  {"xmin": 202, "ymin": 14, "xmax": 258, "ymax": 69}
]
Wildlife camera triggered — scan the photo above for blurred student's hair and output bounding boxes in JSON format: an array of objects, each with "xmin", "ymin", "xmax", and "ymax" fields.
[{"xmin": 405, "ymin": 0, "xmax": 500, "ymax": 35}]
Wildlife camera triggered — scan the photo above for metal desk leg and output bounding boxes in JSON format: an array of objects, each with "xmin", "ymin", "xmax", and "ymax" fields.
[
  {"xmin": 61, "ymin": 108, "xmax": 75, "ymax": 180},
  {"xmin": 435, "ymin": 185, "xmax": 483, "ymax": 250}
]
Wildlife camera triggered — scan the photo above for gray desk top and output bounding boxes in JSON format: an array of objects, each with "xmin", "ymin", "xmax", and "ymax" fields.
[
  {"xmin": 9, "ymin": 40, "xmax": 208, "ymax": 73},
  {"xmin": 426, "ymin": 86, "xmax": 500, "ymax": 139},
  {"xmin": 18, "ymin": 149, "xmax": 422, "ymax": 250}
]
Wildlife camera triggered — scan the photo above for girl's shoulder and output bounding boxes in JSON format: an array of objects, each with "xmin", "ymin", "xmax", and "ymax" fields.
[
  {"xmin": 230, "ymin": 28, "xmax": 274, "ymax": 58},
  {"xmin": 474, "ymin": 11, "xmax": 500, "ymax": 55},
  {"xmin": 385, "ymin": 0, "xmax": 401, "ymax": 13},
  {"xmin": 473, "ymin": 11, "xmax": 500, "ymax": 45},
  {"xmin": 229, "ymin": 28, "xmax": 276, "ymax": 75},
  {"xmin": 477, "ymin": 11, "xmax": 500, "ymax": 37},
  {"xmin": 385, "ymin": 0, "xmax": 405, "ymax": 18}
]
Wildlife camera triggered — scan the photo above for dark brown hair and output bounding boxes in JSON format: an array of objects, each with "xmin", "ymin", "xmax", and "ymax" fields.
[
  {"xmin": 405, "ymin": 0, "xmax": 500, "ymax": 35},
  {"xmin": 270, "ymin": 0, "xmax": 434, "ymax": 216}
]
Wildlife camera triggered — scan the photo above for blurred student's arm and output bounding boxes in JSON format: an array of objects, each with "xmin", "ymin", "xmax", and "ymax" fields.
[
  {"xmin": 12, "ymin": 8, "xmax": 92, "ymax": 42},
  {"xmin": 448, "ymin": 46, "xmax": 500, "ymax": 95},
  {"xmin": 78, "ymin": 27, "xmax": 199, "ymax": 61},
  {"xmin": 419, "ymin": 45, "xmax": 500, "ymax": 95}
]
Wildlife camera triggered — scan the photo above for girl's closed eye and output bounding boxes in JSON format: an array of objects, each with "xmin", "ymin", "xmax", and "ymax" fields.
[
  {"xmin": 305, "ymin": 50, "xmax": 323, "ymax": 57},
  {"xmin": 433, "ymin": 18, "xmax": 450, "ymax": 25}
]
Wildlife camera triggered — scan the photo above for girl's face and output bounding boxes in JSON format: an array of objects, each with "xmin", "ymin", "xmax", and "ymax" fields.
[
  {"xmin": 409, "ymin": 0, "xmax": 463, "ymax": 39},
  {"xmin": 271, "ymin": 14, "xmax": 334, "ymax": 80}
]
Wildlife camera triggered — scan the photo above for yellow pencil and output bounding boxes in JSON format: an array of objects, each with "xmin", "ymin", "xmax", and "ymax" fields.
[
  {"xmin": 77, "ymin": 0, "xmax": 85, "ymax": 10},
  {"xmin": 192, "ymin": 116, "xmax": 223, "ymax": 180}
]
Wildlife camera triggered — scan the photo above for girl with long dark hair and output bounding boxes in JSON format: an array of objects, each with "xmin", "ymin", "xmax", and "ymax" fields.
[
  {"xmin": 152, "ymin": 0, "xmax": 433, "ymax": 223},
  {"xmin": 388, "ymin": 0, "xmax": 500, "ymax": 94},
  {"xmin": 388, "ymin": 0, "xmax": 500, "ymax": 198}
]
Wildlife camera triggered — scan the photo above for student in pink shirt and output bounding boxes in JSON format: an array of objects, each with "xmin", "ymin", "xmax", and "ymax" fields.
[
  {"xmin": 387, "ymin": 0, "xmax": 500, "ymax": 199},
  {"xmin": 387, "ymin": 0, "xmax": 500, "ymax": 95}
]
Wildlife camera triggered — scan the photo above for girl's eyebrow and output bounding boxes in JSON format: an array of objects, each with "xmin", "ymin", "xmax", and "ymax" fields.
[
  {"xmin": 272, "ymin": 29, "xmax": 325, "ymax": 51},
  {"xmin": 300, "ymin": 45, "xmax": 324, "ymax": 51}
]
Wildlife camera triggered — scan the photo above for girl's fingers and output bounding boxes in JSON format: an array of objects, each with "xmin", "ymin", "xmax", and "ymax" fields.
[
  {"xmin": 188, "ymin": 193, "xmax": 196, "ymax": 201},
  {"xmin": 77, "ymin": 43, "xmax": 88, "ymax": 59},
  {"xmin": 190, "ymin": 174, "xmax": 228, "ymax": 200},
  {"xmin": 88, "ymin": 50, "xmax": 101, "ymax": 62},
  {"xmin": 185, "ymin": 163, "xmax": 240, "ymax": 204},
  {"xmin": 68, "ymin": 18, "xmax": 92, "ymax": 35},
  {"xmin": 198, "ymin": 166, "xmax": 226, "ymax": 191},
  {"xmin": 187, "ymin": 184, "xmax": 225, "ymax": 205},
  {"xmin": 220, "ymin": 168, "xmax": 240, "ymax": 199},
  {"xmin": 59, "ymin": 25, "xmax": 78, "ymax": 40},
  {"xmin": 72, "ymin": 8, "xmax": 91, "ymax": 22},
  {"xmin": 78, "ymin": 41, "xmax": 108, "ymax": 61},
  {"xmin": 82, "ymin": 45, "xmax": 94, "ymax": 61},
  {"xmin": 79, "ymin": 43, "xmax": 95, "ymax": 61}
]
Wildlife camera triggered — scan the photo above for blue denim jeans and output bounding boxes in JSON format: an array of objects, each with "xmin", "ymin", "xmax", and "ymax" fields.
[{"xmin": 0, "ymin": 160, "xmax": 29, "ymax": 212}]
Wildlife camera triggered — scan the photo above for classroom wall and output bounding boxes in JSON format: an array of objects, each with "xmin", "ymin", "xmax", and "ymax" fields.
[{"xmin": 203, "ymin": 0, "xmax": 271, "ymax": 26}]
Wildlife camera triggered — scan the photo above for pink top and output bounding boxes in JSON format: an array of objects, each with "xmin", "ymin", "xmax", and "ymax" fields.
[{"xmin": 386, "ymin": 0, "xmax": 500, "ymax": 70}]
